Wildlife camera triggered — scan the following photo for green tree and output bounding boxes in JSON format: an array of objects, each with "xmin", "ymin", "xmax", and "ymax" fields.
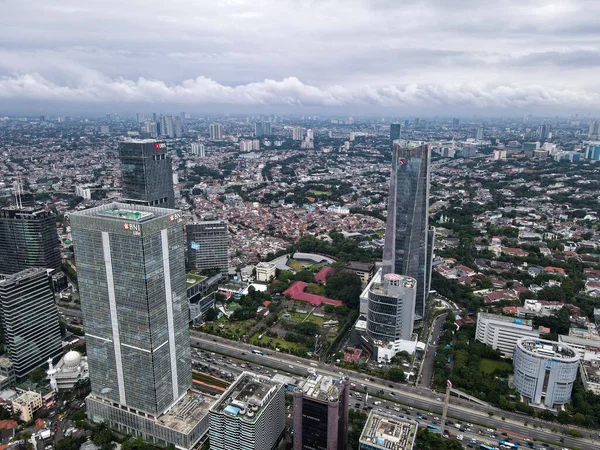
[
  {"xmin": 93, "ymin": 423, "xmax": 116, "ymax": 450},
  {"xmin": 28, "ymin": 367, "xmax": 46, "ymax": 384},
  {"xmin": 204, "ymin": 308, "xmax": 218, "ymax": 322}
]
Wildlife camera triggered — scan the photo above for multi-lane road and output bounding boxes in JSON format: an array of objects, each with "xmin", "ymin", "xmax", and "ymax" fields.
[
  {"xmin": 58, "ymin": 307, "xmax": 598, "ymax": 449},
  {"xmin": 190, "ymin": 331, "xmax": 599, "ymax": 450}
]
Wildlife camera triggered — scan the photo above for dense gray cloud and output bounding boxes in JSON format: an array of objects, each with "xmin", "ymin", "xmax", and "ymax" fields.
[{"xmin": 1, "ymin": 0, "xmax": 599, "ymax": 113}]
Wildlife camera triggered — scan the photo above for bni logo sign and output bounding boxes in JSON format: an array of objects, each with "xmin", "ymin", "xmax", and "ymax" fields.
[{"xmin": 123, "ymin": 223, "xmax": 141, "ymax": 232}]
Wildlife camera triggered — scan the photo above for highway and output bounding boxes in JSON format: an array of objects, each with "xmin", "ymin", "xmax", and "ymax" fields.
[
  {"xmin": 191, "ymin": 331, "xmax": 599, "ymax": 450},
  {"xmin": 59, "ymin": 306, "xmax": 599, "ymax": 449}
]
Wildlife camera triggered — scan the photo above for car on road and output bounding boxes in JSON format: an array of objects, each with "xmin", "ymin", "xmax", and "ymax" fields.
[{"xmin": 289, "ymin": 365, "xmax": 294, "ymax": 369}]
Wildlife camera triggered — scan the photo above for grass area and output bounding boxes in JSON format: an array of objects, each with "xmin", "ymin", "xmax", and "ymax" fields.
[
  {"xmin": 479, "ymin": 358, "xmax": 513, "ymax": 375},
  {"xmin": 309, "ymin": 190, "xmax": 332, "ymax": 196},
  {"xmin": 249, "ymin": 334, "xmax": 307, "ymax": 353},
  {"xmin": 204, "ymin": 317, "xmax": 255, "ymax": 337},
  {"xmin": 287, "ymin": 258, "xmax": 325, "ymax": 272},
  {"xmin": 186, "ymin": 272, "xmax": 207, "ymax": 287}
]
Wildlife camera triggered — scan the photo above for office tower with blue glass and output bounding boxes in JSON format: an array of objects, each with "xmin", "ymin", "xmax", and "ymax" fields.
[
  {"xmin": 0, "ymin": 268, "xmax": 63, "ymax": 378},
  {"xmin": 70, "ymin": 203, "xmax": 211, "ymax": 449},
  {"xmin": 382, "ymin": 140, "xmax": 431, "ymax": 320},
  {"xmin": 0, "ymin": 207, "xmax": 61, "ymax": 275},
  {"xmin": 119, "ymin": 140, "xmax": 175, "ymax": 209},
  {"xmin": 186, "ymin": 221, "xmax": 229, "ymax": 274}
]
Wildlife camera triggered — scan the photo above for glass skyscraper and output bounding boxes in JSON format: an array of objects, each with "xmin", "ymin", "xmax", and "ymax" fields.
[
  {"xmin": 119, "ymin": 140, "xmax": 175, "ymax": 209},
  {"xmin": 0, "ymin": 207, "xmax": 61, "ymax": 275},
  {"xmin": 382, "ymin": 140, "xmax": 431, "ymax": 319},
  {"xmin": 0, "ymin": 268, "xmax": 63, "ymax": 378},
  {"xmin": 70, "ymin": 203, "xmax": 191, "ymax": 416},
  {"xmin": 186, "ymin": 221, "xmax": 229, "ymax": 274}
]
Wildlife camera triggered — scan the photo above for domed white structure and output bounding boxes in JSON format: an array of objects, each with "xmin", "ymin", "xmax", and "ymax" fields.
[
  {"xmin": 63, "ymin": 350, "xmax": 82, "ymax": 368},
  {"xmin": 47, "ymin": 350, "xmax": 89, "ymax": 392}
]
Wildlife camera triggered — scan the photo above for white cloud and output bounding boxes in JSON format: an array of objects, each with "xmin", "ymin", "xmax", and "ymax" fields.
[
  {"xmin": 0, "ymin": 72, "xmax": 597, "ymax": 110},
  {"xmin": 1, "ymin": 0, "xmax": 599, "ymax": 112}
]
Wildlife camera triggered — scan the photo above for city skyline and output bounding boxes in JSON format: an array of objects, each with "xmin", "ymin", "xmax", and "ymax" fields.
[{"xmin": 2, "ymin": 1, "xmax": 600, "ymax": 114}]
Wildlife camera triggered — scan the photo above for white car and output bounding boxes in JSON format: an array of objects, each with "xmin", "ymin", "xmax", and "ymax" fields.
[{"xmin": 456, "ymin": 435, "xmax": 463, "ymax": 441}]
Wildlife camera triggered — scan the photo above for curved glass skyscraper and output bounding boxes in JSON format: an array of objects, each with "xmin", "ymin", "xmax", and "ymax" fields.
[{"xmin": 382, "ymin": 140, "xmax": 431, "ymax": 320}]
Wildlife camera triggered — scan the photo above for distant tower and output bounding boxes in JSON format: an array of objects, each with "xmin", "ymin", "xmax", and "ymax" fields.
[
  {"xmin": 382, "ymin": 142, "xmax": 432, "ymax": 319},
  {"xmin": 390, "ymin": 123, "xmax": 401, "ymax": 141},
  {"xmin": 191, "ymin": 143, "xmax": 206, "ymax": 157},
  {"xmin": 165, "ymin": 114, "xmax": 175, "ymax": 138},
  {"xmin": 119, "ymin": 139, "xmax": 175, "ymax": 208},
  {"xmin": 174, "ymin": 116, "xmax": 183, "ymax": 138},
  {"xmin": 0, "ymin": 269, "xmax": 62, "ymax": 378},
  {"xmin": 292, "ymin": 126, "xmax": 303, "ymax": 141},
  {"xmin": 476, "ymin": 125, "xmax": 484, "ymax": 140},
  {"xmin": 209, "ymin": 123, "xmax": 223, "ymax": 140}
]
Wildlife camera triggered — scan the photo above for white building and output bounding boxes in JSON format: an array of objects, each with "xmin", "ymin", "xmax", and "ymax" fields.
[
  {"xmin": 240, "ymin": 140, "xmax": 253, "ymax": 152},
  {"xmin": 74, "ymin": 186, "xmax": 92, "ymax": 200},
  {"xmin": 475, "ymin": 312, "xmax": 540, "ymax": 357},
  {"xmin": 208, "ymin": 372, "xmax": 285, "ymax": 450},
  {"xmin": 255, "ymin": 262, "xmax": 276, "ymax": 283},
  {"xmin": 191, "ymin": 143, "xmax": 205, "ymax": 157},
  {"xmin": 47, "ymin": 350, "xmax": 89, "ymax": 391},
  {"xmin": 513, "ymin": 337, "xmax": 579, "ymax": 408},
  {"xmin": 209, "ymin": 124, "xmax": 223, "ymax": 141}
]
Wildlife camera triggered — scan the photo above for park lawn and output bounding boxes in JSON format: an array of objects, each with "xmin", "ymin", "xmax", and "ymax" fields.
[
  {"xmin": 306, "ymin": 314, "xmax": 325, "ymax": 326},
  {"xmin": 309, "ymin": 190, "xmax": 332, "ymax": 196},
  {"xmin": 207, "ymin": 317, "xmax": 255, "ymax": 336},
  {"xmin": 479, "ymin": 358, "xmax": 512, "ymax": 375},
  {"xmin": 287, "ymin": 258, "xmax": 325, "ymax": 272},
  {"xmin": 249, "ymin": 333, "xmax": 307, "ymax": 353},
  {"xmin": 289, "ymin": 311, "xmax": 309, "ymax": 322}
]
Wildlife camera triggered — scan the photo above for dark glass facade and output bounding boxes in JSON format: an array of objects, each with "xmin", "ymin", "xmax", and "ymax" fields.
[
  {"xmin": 186, "ymin": 221, "xmax": 228, "ymax": 273},
  {"xmin": 0, "ymin": 268, "xmax": 62, "ymax": 378},
  {"xmin": 382, "ymin": 143, "xmax": 431, "ymax": 319},
  {"xmin": 70, "ymin": 203, "xmax": 191, "ymax": 416},
  {"xmin": 119, "ymin": 140, "xmax": 175, "ymax": 209},
  {"xmin": 0, "ymin": 207, "xmax": 61, "ymax": 275}
]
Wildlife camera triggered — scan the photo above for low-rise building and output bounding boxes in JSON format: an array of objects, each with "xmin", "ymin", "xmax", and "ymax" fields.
[
  {"xmin": 12, "ymin": 391, "xmax": 43, "ymax": 422},
  {"xmin": 0, "ymin": 358, "xmax": 15, "ymax": 390},
  {"xmin": 255, "ymin": 262, "xmax": 276, "ymax": 283},
  {"xmin": 475, "ymin": 312, "xmax": 540, "ymax": 357},
  {"xmin": 359, "ymin": 409, "xmax": 417, "ymax": 450},
  {"xmin": 345, "ymin": 262, "xmax": 375, "ymax": 284}
]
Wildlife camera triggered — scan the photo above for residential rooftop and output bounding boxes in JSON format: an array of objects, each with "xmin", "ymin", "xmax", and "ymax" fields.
[
  {"xmin": 210, "ymin": 372, "xmax": 282, "ymax": 423},
  {"xmin": 478, "ymin": 311, "xmax": 533, "ymax": 328},
  {"xmin": 359, "ymin": 409, "xmax": 417, "ymax": 450}
]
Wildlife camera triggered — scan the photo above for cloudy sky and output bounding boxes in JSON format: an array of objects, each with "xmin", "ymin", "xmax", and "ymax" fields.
[{"xmin": 1, "ymin": 0, "xmax": 600, "ymax": 115}]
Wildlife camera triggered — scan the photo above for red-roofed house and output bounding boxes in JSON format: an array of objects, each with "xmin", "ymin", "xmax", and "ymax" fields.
[
  {"xmin": 501, "ymin": 247, "xmax": 529, "ymax": 257},
  {"xmin": 315, "ymin": 266, "xmax": 335, "ymax": 285},
  {"xmin": 544, "ymin": 266, "xmax": 567, "ymax": 276},
  {"xmin": 283, "ymin": 281, "xmax": 343, "ymax": 307},
  {"xmin": 483, "ymin": 290, "xmax": 518, "ymax": 303}
]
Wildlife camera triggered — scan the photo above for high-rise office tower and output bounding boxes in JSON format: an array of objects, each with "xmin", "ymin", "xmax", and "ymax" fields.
[
  {"xmin": 255, "ymin": 121, "xmax": 272, "ymax": 137},
  {"xmin": 452, "ymin": 118, "xmax": 460, "ymax": 129},
  {"xmin": 119, "ymin": 139, "xmax": 175, "ymax": 208},
  {"xmin": 0, "ymin": 268, "xmax": 62, "ymax": 378},
  {"xmin": 476, "ymin": 125, "xmax": 484, "ymax": 140},
  {"xmin": 174, "ymin": 116, "xmax": 183, "ymax": 138},
  {"xmin": 152, "ymin": 112, "xmax": 157, "ymax": 122},
  {"xmin": 209, "ymin": 124, "xmax": 222, "ymax": 140},
  {"xmin": 366, "ymin": 272, "xmax": 416, "ymax": 344},
  {"xmin": 209, "ymin": 372, "xmax": 285, "ymax": 450},
  {"xmin": 159, "ymin": 114, "xmax": 167, "ymax": 136},
  {"xmin": 0, "ymin": 207, "xmax": 61, "ymax": 275},
  {"xmin": 186, "ymin": 221, "xmax": 228, "ymax": 274},
  {"xmin": 588, "ymin": 120, "xmax": 600, "ymax": 139},
  {"xmin": 382, "ymin": 141, "xmax": 431, "ymax": 319},
  {"xmin": 537, "ymin": 124, "xmax": 552, "ymax": 140},
  {"xmin": 293, "ymin": 374, "xmax": 350, "ymax": 450},
  {"xmin": 71, "ymin": 204, "xmax": 208, "ymax": 449},
  {"xmin": 390, "ymin": 123, "xmax": 401, "ymax": 141},
  {"xmin": 165, "ymin": 115, "xmax": 175, "ymax": 138}
]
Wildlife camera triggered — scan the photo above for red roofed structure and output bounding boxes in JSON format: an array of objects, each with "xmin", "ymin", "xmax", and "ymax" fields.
[
  {"xmin": 314, "ymin": 266, "xmax": 335, "ymax": 284},
  {"xmin": 283, "ymin": 281, "xmax": 343, "ymax": 306}
]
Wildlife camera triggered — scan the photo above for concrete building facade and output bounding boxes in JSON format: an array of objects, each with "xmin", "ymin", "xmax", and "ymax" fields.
[
  {"xmin": 512, "ymin": 337, "xmax": 579, "ymax": 408},
  {"xmin": 186, "ymin": 221, "xmax": 229, "ymax": 274},
  {"xmin": 475, "ymin": 312, "xmax": 540, "ymax": 358}
]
